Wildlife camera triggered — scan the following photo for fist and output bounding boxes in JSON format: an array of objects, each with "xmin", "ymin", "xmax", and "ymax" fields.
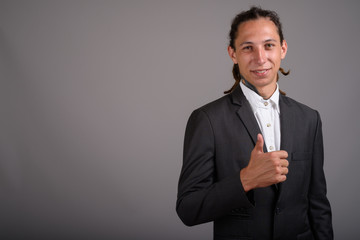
[{"xmin": 240, "ymin": 134, "xmax": 289, "ymax": 192}]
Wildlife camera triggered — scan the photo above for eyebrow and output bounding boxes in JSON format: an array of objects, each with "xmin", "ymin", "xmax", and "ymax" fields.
[{"xmin": 239, "ymin": 39, "xmax": 277, "ymax": 46}]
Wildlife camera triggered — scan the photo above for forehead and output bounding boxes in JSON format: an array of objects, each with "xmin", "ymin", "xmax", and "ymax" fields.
[{"xmin": 236, "ymin": 18, "xmax": 280, "ymax": 43}]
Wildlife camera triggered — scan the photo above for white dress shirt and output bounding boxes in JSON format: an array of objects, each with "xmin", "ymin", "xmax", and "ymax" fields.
[{"xmin": 240, "ymin": 81, "xmax": 281, "ymax": 152}]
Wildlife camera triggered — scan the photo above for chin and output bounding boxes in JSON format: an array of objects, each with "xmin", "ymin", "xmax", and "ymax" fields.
[{"xmin": 250, "ymin": 79, "xmax": 272, "ymax": 87}]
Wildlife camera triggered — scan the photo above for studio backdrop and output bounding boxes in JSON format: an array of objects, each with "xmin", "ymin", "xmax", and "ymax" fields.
[{"xmin": 0, "ymin": 0, "xmax": 359, "ymax": 239}]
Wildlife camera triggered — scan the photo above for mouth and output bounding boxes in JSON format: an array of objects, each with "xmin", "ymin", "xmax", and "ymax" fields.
[{"xmin": 251, "ymin": 68, "xmax": 270, "ymax": 76}]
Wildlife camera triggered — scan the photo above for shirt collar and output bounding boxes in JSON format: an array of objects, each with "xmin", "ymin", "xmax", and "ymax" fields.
[{"xmin": 240, "ymin": 81, "xmax": 280, "ymax": 114}]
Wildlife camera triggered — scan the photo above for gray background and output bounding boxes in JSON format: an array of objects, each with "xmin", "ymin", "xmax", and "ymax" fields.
[{"xmin": 0, "ymin": 0, "xmax": 359, "ymax": 239}]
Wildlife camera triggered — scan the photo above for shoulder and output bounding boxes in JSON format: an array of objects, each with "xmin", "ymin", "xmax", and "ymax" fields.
[
  {"xmin": 202, "ymin": 94, "xmax": 233, "ymax": 110},
  {"xmin": 192, "ymin": 94, "xmax": 233, "ymax": 115},
  {"xmin": 281, "ymin": 95, "xmax": 321, "ymax": 121},
  {"xmin": 184, "ymin": 95, "xmax": 233, "ymax": 140},
  {"xmin": 186, "ymin": 93, "xmax": 236, "ymax": 128}
]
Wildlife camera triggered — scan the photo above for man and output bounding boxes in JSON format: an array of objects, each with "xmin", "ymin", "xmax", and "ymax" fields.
[{"xmin": 176, "ymin": 7, "xmax": 333, "ymax": 240}]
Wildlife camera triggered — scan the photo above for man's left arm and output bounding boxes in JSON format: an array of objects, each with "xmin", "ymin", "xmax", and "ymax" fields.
[{"xmin": 308, "ymin": 111, "xmax": 333, "ymax": 239}]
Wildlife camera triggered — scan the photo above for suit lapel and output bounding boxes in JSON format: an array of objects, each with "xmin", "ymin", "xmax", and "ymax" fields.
[
  {"xmin": 279, "ymin": 95, "xmax": 294, "ymax": 157},
  {"xmin": 231, "ymin": 86, "xmax": 266, "ymax": 152},
  {"xmin": 277, "ymin": 94, "xmax": 294, "ymax": 200}
]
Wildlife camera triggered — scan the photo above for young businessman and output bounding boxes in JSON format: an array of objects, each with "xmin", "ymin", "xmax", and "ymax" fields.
[{"xmin": 177, "ymin": 7, "xmax": 333, "ymax": 240}]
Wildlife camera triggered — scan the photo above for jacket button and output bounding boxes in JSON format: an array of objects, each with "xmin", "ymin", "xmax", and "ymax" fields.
[{"xmin": 275, "ymin": 207, "xmax": 281, "ymax": 215}]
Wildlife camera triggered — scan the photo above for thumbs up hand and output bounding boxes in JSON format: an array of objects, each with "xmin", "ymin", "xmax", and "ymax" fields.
[
  {"xmin": 253, "ymin": 132, "xmax": 266, "ymax": 154},
  {"xmin": 240, "ymin": 134, "xmax": 289, "ymax": 192}
]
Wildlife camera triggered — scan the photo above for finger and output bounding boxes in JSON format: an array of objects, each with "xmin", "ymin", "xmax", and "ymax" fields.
[
  {"xmin": 272, "ymin": 150, "xmax": 288, "ymax": 159},
  {"xmin": 254, "ymin": 133, "xmax": 264, "ymax": 153},
  {"xmin": 281, "ymin": 167, "xmax": 289, "ymax": 175},
  {"xmin": 280, "ymin": 159, "xmax": 289, "ymax": 167},
  {"xmin": 278, "ymin": 175, "xmax": 287, "ymax": 182}
]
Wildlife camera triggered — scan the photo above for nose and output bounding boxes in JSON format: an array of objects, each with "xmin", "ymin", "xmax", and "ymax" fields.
[{"xmin": 254, "ymin": 47, "xmax": 266, "ymax": 65}]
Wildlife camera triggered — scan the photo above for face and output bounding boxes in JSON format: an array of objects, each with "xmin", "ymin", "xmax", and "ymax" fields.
[{"xmin": 228, "ymin": 18, "xmax": 287, "ymax": 95}]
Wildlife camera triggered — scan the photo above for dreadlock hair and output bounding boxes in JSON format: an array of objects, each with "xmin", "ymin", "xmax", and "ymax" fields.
[{"xmin": 224, "ymin": 6, "xmax": 290, "ymax": 95}]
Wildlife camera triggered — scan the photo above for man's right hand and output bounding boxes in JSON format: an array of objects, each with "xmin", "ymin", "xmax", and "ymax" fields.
[{"xmin": 240, "ymin": 133, "xmax": 289, "ymax": 192}]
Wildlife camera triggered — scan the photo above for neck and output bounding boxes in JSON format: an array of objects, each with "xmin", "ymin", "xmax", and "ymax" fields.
[
  {"xmin": 257, "ymin": 85, "xmax": 277, "ymax": 99},
  {"xmin": 242, "ymin": 79, "xmax": 259, "ymax": 95},
  {"xmin": 241, "ymin": 78, "xmax": 276, "ymax": 100}
]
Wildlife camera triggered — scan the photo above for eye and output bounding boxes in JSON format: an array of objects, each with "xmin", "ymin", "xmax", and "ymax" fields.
[
  {"xmin": 265, "ymin": 43, "xmax": 275, "ymax": 49},
  {"xmin": 242, "ymin": 46, "xmax": 252, "ymax": 51}
]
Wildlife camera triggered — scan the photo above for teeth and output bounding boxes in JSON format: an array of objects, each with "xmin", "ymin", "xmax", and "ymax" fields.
[{"xmin": 255, "ymin": 70, "xmax": 267, "ymax": 73}]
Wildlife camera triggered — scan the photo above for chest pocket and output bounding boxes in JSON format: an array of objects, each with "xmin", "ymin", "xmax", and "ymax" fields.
[
  {"xmin": 288, "ymin": 152, "xmax": 313, "ymax": 196},
  {"xmin": 292, "ymin": 152, "xmax": 312, "ymax": 161}
]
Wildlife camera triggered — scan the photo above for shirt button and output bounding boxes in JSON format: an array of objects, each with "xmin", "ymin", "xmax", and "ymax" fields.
[
  {"xmin": 264, "ymin": 102, "xmax": 269, "ymax": 106},
  {"xmin": 266, "ymin": 123, "xmax": 271, "ymax": 127},
  {"xmin": 269, "ymin": 146, "xmax": 274, "ymax": 150}
]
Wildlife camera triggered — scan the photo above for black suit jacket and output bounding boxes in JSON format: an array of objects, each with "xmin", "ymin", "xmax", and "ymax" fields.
[{"xmin": 176, "ymin": 85, "xmax": 333, "ymax": 240}]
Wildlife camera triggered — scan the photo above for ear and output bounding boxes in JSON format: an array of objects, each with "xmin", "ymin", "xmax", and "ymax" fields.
[
  {"xmin": 227, "ymin": 45, "xmax": 238, "ymax": 64},
  {"xmin": 280, "ymin": 40, "xmax": 288, "ymax": 59}
]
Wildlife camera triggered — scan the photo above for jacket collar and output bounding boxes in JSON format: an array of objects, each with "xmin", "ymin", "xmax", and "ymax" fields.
[
  {"xmin": 230, "ymin": 85, "xmax": 294, "ymax": 156},
  {"xmin": 230, "ymin": 84, "xmax": 247, "ymax": 106}
]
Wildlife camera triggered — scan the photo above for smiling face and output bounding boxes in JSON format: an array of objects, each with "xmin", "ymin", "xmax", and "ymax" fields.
[{"xmin": 228, "ymin": 17, "xmax": 287, "ymax": 98}]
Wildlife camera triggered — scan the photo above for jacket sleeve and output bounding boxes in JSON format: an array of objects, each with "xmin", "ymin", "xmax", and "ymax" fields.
[
  {"xmin": 176, "ymin": 109, "xmax": 253, "ymax": 226},
  {"xmin": 308, "ymin": 111, "xmax": 333, "ymax": 239}
]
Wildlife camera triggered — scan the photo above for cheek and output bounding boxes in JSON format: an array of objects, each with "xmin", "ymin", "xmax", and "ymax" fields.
[
  {"xmin": 236, "ymin": 54, "xmax": 251, "ymax": 66},
  {"xmin": 270, "ymin": 52, "xmax": 282, "ymax": 64},
  {"xmin": 237, "ymin": 62, "xmax": 249, "ymax": 74}
]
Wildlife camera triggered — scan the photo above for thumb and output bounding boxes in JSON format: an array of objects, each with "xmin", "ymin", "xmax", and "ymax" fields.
[{"xmin": 254, "ymin": 133, "xmax": 264, "ymax": 153}]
